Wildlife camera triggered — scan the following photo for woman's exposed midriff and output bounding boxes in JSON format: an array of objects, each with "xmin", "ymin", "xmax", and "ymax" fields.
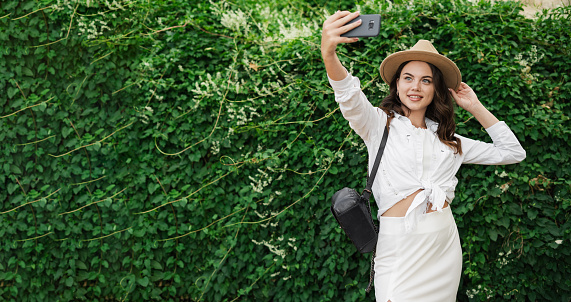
[{"xmin": 381, "ymin": 189, "xmax": 449, "ymax": 217}]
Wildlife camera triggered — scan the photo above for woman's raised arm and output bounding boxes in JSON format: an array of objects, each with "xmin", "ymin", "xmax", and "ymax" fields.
[{"xmin": 321, "ymin": 11, "xmax": 362, "ymax": 81}]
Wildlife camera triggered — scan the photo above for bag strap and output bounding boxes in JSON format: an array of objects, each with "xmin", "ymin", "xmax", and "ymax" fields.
[
  {"xmin": 362, "ymin": 124, "xmax": 389, "ymax": 201},
  {"xmin": 366, "ymin": 248, "xmax": 376, "ymax": 293},
  {"xmin": 363, "ymin": 124, "xmax": 389, "ymax": 294}
]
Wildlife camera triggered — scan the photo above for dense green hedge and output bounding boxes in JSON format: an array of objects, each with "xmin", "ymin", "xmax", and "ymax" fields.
[{"xmin": 1, "ymin": 0, "xmax": 569, "ymax": 301}]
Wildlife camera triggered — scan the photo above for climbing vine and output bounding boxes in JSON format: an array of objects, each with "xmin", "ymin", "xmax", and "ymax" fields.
[{"xmin": 0, "ymin": 0, "xmax": 569, "ymax": 301}]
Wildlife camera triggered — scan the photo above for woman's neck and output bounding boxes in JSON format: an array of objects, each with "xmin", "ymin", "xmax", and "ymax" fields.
[{"xmin": 403, "ymin": 107, "xmax": 428, "ymax": 129}]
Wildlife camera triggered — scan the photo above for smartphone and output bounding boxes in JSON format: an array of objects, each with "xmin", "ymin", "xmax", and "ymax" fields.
[{"xmin": 341, "ymin": 14, "xmax": 381, "ymax": 38}]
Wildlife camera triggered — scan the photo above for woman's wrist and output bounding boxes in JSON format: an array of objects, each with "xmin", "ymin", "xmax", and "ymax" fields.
[
  {"xmin": 470, "ymin": 104, "xmax": 500, "ymax": 129},
  {"xmin": 321, "ymin": 49, "xmax": 337, "ymax": 63},
  {"xmin": 321, "ymin": 42, "xmax": 337, "ymax": 58},
  {"xmin": 322, "ymin": 53, "xmax": 347, "ymax": 81}
]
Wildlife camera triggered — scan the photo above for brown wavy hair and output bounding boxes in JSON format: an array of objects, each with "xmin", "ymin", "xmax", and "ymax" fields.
[{"xmin": 380, "ymin": 61, "xmax": 462, "ymax": 154}]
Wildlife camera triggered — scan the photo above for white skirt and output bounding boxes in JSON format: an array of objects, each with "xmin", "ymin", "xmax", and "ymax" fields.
[{"xmin": 374, "ymin": 206, "xmax": 462, "ymax": 302}]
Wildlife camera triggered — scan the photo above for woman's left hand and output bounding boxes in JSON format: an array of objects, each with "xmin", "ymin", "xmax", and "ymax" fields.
[
  {"xmin": 449, "ymin": 82, "xmax": 499, "ymax": 128},
  {"xmin": 448, "ymin": 82, "xmax": 483, "ymax": 114}
]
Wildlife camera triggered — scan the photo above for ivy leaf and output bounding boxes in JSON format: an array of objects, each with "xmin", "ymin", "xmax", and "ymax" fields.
[
  {"xmin": 133, "ymin": 228, "xmax": 146, "ymax": 237},
  {"xmin": 92, "ymin": 141, "xmax": 101, "ymax": 151},
  {"xmin": 21, "ymin": 1, "xmax": 35, "ymax": 10},
  {"xmin": 527, "ymin": 209, "xmax": 538, "ymax": 220},
  {"xmin": 508, "ymin": 203, "xmax": 522, "ymax": 215},
  {"xmin": 488, "ymin": 228, "xmax": 499, "ymax": 241},
  {"xmin": 151, "ymin": 260, "xmax": 163, "ymax": 270},
  {"xmin": 10, "ymin": 165, "xmax": 22, "ymax": 175},
  {"xmin": 8, "ymin": 87, "xmax": 19, "ymax": 98},
  {"xmin": 22, "ymin": 67, "xmax": 34, "ymax": 77},
  {"xmin": 137, "ymin": 277, "xmax": 149, "ymax": 287}
]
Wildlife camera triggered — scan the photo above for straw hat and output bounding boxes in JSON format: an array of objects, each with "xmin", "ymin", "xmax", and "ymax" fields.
[{"xmin": 379, "ymin": 40, "xmax": 462, "ymax": 90}]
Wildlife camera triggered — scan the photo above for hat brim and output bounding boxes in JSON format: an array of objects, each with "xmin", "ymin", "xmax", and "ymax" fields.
[{"xmin": 380, "ymin": 50, "xmax": 461, "ymax": 90}]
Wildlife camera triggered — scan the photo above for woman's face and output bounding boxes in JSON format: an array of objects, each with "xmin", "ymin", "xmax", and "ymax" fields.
[{"xmin": 396, "ymin": 61, "xmax": 435, "ymax": 116}]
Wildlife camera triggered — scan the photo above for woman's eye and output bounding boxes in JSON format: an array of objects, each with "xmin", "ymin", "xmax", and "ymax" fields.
[
  {"xmin": 422, "ymin": 79, "xmax": 431, "ymax": 84},
  {"xmin": 404, "ymin": 76, "xmax": 412, "ymax": 81}
]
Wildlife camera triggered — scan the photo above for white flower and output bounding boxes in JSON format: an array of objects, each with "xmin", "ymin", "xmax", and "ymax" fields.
[
  {"xmin": 251, "ymin": 239, "xmax": 286, "ymax": 258},
  {"xmin": 276, "ymin": 19, "xmax": 315, "ymax": 42},
  {"xmin": 221, "ymin": 9, "xmax": 250, "ymax": 34},
  {"xmin": 495, "ymin": 170, "xmax": 509, "ymax": 178},
  {"xmin": 211, "ymin": 140, "xmax": 220, "ymax": 155}
]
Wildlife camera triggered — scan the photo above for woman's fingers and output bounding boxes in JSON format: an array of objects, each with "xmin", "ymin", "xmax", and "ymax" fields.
[
  {"xmin": 323, "ymin": 11, "xmax": 361, "ymax": 43},
  {"xmin": 324, "ymin": 11, "xmax": 354, "ymax": 25},
  {"xmin": 332, "ymin": 11, "xmax": 360, "ymax": 26},
  {"xmin": 459, "ymin": 82, "xmax": 472, "ymax": 93},
  {"xmin": 450, "ymin": 83, "xmax": 470, "ymax": 96},
  {"xmin": 324, "ymin": 11, "xmax": 347, "ymax": 24},
  {"xmin": 340, "ymin": 19, "xmax": 362, "ymax": 36},
  {"xmin": 332, "ymin": 11, "xmax": 361, "ymax": 33},
  {"xmin": 324, "ymin": 11, "xmax": 360, "ymax": 32},
  {"xmin": 448, "ymin": 88, "xmax": 459, "ymax": 101}
]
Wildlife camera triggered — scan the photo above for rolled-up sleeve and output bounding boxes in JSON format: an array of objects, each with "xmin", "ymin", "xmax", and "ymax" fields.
[
  {"xmin": 328, "ymin": 72, "xmax": 385, "ymax": 142},
  {"xmin": 458, "ymin": 121, "xmax": 526, "ymax": 165}
]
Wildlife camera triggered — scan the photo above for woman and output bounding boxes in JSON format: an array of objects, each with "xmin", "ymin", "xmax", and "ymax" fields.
[{"xmin": 321, "ymin": 11, "xmax": 526, "ymax": 302}]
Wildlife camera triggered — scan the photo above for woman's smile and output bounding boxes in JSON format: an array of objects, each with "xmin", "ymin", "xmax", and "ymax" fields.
[{"xmin": 407, "ymin": 94, "xmax": 423, "ymax": 101}]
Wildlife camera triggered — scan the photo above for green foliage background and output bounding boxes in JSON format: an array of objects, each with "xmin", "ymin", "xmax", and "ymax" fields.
[{"xmin": 1, "ymin": 0, "xmax": 569, "ymax": 301}]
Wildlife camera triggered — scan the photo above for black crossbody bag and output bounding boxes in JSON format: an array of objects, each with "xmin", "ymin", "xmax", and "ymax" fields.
[{"xmin": 330, "ymin": 125, "xmax": 389, "ymax": 292}]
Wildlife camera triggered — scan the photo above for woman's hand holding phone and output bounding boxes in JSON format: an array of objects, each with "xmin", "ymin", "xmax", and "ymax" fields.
[
  {"xmin": 321, "ymin": 11, "xmax": 363, "ymax": 81},
  {"xmin": 321, "ymin": 11, "xmax": 362, "ymax": 57}
]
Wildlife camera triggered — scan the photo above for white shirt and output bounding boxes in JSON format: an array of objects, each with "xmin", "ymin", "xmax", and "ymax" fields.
[
  {"xmin": 329, "ymin": 72, "xmax": 526, "ymax": 232},
  {"xmin": 418, "ymin": 127, "xmax": 433, "ymax": 181}
]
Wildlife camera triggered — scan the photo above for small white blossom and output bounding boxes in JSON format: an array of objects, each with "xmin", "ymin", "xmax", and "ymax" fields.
[
  {"xmin": 495, "ymin": 170, "xmax": 509, "ymax": 178},
  {"xmin": 221, "ymin": 9, "xmax": 250, "ymax": 35},
  {"xmin": 211, "ymin": 140, "xmax": 220, "ymax": 155},
  {"xmin": 252, "ymin": 239, "xmax": 286, "ymax": 258},
  {"xmin": 287, "ymin": 237, "xmax": 298, "ymax": 251}
]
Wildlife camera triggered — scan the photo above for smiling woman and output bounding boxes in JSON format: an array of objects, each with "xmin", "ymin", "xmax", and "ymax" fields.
[{"xmin": 321, "ymin": 11, "xmax": 526, "ymax": 302}]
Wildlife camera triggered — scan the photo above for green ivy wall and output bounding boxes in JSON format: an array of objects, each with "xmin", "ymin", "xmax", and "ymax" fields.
[{"xmin": 0, "ymin": 0, "xmax": 569, "ymax": 301}]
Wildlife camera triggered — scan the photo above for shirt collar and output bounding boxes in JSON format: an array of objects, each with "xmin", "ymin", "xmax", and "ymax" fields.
[
  {"xmin": 426, "ymin": 118, "xmax": 438, "ymax": 132},
  {"xmin": 392, "ymin": 111, "xmax": 438, "ymax": 132}
]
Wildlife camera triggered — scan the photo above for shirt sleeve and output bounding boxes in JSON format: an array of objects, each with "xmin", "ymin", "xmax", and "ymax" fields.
[
  {"xmin": 328, "ymin": 71, "xmax": 386, "ymax": 143},
  {"xmin": 458, "ymin": 121, "xmax": 526, "ymax": 165}
]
